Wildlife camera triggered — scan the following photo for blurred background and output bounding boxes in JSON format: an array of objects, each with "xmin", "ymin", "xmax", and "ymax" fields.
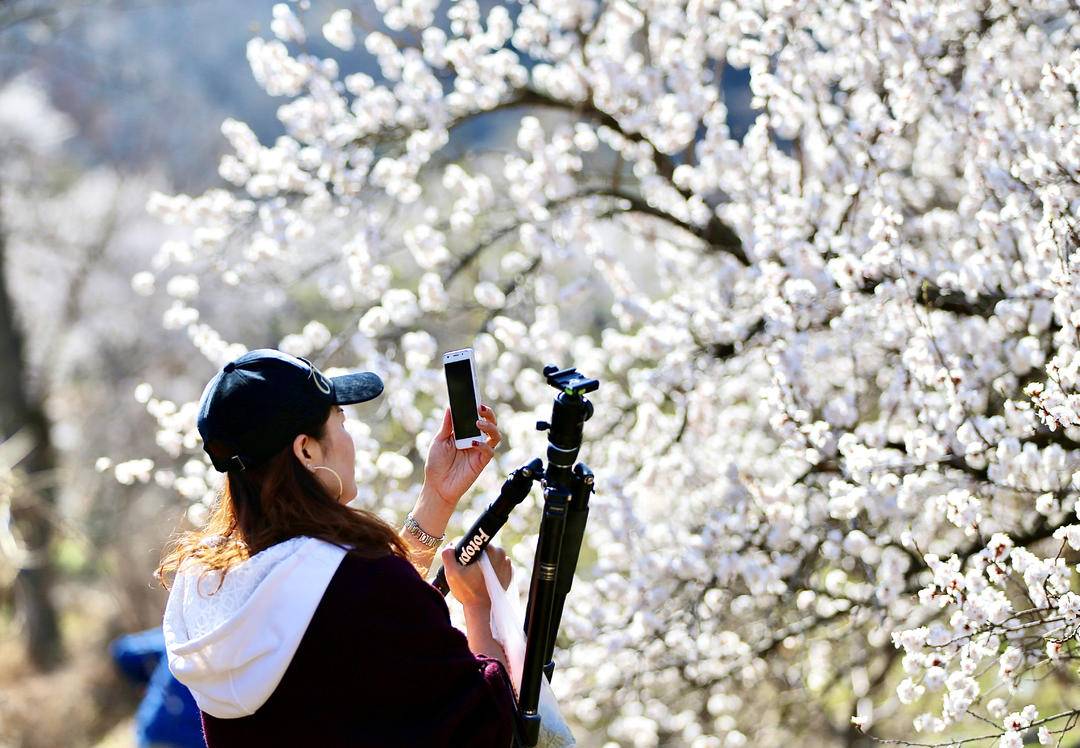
[
  {"xmin": 1, "ymin": 4, "xmax": 296, "ymax": 744},
  {"xmin": 0, "ymin": 2, "xmax": 759, "ymax": 745}
]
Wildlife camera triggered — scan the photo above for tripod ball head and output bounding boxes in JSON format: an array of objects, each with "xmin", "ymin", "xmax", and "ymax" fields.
[{"xmin": 542, "ymin": 365, "xmax": 599, "ymax": 397}]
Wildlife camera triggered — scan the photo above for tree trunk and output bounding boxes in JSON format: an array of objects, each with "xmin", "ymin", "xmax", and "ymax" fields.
[{"xmin": 0, "ymin": 185, "xmax": 63, "ymax": 670}]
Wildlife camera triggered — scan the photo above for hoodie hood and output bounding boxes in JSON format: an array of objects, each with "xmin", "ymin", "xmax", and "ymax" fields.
[{"xmin": 162, "ymin": 536, "xmax": 347, "ymax": 718}]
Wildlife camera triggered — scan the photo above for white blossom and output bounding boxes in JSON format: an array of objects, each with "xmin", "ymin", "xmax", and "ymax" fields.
[
  {"xmin": 131, "ymin": 271, "xmax": 156, "ymax": 296},
  {"xmin": 270, "ymin": 3, "xmax": 305, "ymax": 44},
  {"xmin": 129, "ymin": 2, "xmax": 1080, "ymax": 744},
  {"xmin": 322, "ymin": 9, "xmax": 355, "ymax": 51},
  {"xmin": 113, "ymin": 458, "xmax": 154, "ymax": 485}
]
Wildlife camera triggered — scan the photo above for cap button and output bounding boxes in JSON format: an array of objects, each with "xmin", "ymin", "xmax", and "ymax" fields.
[{"xmin": 223, "ymin": 361, "xmax": 237, "ymax": 373}]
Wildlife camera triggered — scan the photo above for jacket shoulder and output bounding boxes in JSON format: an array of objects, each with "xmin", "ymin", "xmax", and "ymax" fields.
[
  {"xmin": 321, "ymin": 551, "xmax": 448, "ymax": 620},
  {"xmin": 334, "ymin": 550, "xmax": 424, "ymax": 588}
]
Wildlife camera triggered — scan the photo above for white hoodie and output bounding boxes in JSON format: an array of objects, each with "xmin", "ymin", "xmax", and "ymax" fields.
[{"xmin": 162, "ymin": 536, "xmax": 347, "ymax": 718}]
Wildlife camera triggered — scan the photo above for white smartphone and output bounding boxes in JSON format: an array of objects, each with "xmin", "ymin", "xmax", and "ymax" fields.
[{"xmin": 443, "ymin": 347, "xmax": 483, "ymax": 450}]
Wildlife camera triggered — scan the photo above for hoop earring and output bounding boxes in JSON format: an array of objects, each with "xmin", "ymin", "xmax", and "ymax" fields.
[{"xmin": 310, "ymin": 465, "xmax": 343, "ymax": 501}]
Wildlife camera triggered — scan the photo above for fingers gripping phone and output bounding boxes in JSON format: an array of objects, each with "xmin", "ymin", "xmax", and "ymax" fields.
[{"xmin": 443, "ymin": 347, "xmax": 482, "ymax": 450}]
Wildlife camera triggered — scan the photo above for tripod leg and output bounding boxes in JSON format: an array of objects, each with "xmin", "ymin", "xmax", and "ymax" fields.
[
  {"xmin": 517, "ymin": 483, "xmax": 568, "ymax": 747},
  {"xmin": 538, "ymin": 463, "xmax": 594, "ymax": 680}
]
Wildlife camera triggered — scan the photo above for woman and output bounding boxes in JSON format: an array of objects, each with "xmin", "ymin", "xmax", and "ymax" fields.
[{"xmin": 158, "ymin": 348, "xmax": 517, "ymax": 747}]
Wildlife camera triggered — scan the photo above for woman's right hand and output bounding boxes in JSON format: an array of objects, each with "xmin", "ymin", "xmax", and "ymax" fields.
[{"xmin": 441, "ymin": 544, "xmax": 511, "ymax": 608}]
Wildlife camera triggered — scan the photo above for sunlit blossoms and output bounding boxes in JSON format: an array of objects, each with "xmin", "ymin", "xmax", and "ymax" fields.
[{"xmin": 130, "ymin": 0, "xmax": 1080, "ymax": 744}]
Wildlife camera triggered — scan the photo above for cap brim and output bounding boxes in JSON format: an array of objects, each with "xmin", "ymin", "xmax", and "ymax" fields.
[{"xmin": 330, "ymin": 371, "xmax": 384, "ymax": 404}]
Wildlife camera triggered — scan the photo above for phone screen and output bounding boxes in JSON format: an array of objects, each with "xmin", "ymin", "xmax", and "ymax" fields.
[{"xmin": 445, "ymin": 358, "xmax": 481, "ymax": 440}]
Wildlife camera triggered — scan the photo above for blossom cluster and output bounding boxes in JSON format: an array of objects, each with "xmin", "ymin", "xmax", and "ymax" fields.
[{"xmin": 126, "ymin": 0, "xmax": 1080, "ymax": 744}]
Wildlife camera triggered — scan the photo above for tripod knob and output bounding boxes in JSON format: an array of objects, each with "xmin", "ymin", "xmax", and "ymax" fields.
[{"xmin": 536, "ymin": 420, "xmax": 550, "ymax": 431}]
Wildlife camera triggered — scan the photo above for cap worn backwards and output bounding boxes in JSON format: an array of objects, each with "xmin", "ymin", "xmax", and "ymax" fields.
[{"xmin": 196, "ymin": 348, "xmax": 384, "ymax": 473}]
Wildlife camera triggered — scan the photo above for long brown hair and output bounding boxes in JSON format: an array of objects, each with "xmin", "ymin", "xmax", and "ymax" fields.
[{"xmin": 156, "ymin": 402, "xmax": 411, "ymax": 591}]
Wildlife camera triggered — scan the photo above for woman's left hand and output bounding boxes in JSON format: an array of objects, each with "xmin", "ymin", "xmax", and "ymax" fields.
[{"xmin": 423, "ymin": 404, "xmax": 502, "ymax": 508}]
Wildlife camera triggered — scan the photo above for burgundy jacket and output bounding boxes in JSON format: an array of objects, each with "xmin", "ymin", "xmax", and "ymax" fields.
[{"xmin": 199, "ymin": 552, "xmax": 517, "ymax": 747}]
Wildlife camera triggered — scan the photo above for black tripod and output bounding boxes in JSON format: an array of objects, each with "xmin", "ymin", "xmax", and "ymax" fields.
[{"xmin": 431, "ymin": 364, "xmax": 598, "ymax": 747}]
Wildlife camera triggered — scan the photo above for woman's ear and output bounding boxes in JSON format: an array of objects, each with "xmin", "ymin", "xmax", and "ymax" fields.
[{"xmin": 293, "ymin": 433, "xmax": 317, "ymax": 466}]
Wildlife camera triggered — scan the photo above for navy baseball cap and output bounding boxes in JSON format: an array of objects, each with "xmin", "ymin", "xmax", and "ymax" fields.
[{"xmin": 197, "ymin": 348, "xmax": 384, "ymax": 473}]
